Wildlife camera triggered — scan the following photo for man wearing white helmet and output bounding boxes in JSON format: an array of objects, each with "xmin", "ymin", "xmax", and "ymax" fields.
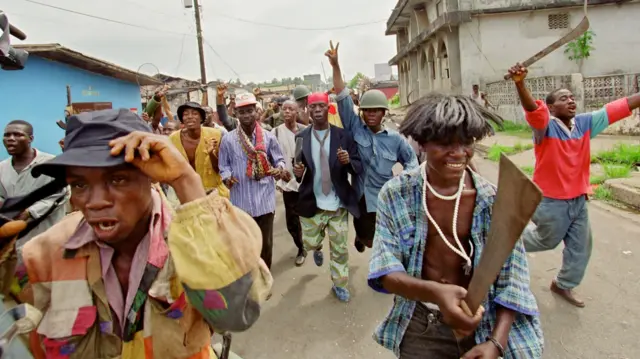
[
  {"xmin": 325, "ymin": 41, "xmax": 419, "ymax": 253},
  {"xmin": 218, "ymin": 92, "xmax": 290, "ymax": 269}
]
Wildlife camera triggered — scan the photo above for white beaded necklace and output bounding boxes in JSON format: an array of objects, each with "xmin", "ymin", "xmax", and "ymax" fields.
[{"xmin": 421, "ymin": 161, "xmax": 474, "ymax": 275}]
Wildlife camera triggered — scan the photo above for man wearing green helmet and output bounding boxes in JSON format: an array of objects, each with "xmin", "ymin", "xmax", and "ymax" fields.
[
  {"xmin": 325, "ymin": 41, "xmax": 419, "ymax": 253},
  {"xmin": 293, "ymin": 85, "xmax": 312, "ymax": 125}
]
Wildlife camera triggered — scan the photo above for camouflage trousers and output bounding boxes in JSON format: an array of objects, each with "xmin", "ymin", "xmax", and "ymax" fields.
[{"xmin": 300, "ymin": 208, "xmax": 349, "ymax": 289}]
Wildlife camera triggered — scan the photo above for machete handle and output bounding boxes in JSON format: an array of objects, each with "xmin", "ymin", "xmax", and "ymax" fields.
[
  {"xmin": 453, "ymin": 301, "xmax": 485, "ymax": 340},
  {"xmin": 503, "ymin": 73, "xmax": 514, "ymax": 81},
  {"xmin": 460, "ymin": 300, "xmax": 474, "ymax": 317}
]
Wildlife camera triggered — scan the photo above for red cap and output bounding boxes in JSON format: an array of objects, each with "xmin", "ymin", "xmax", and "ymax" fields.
[{"xmin": 307, "ymin": 92, "xmax": 329, "ymax": 105}]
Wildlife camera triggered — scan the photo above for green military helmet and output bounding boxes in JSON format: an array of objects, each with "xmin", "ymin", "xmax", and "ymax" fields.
[
  {"xmin": 292, "ymin": 85, "xmax": 311, "ymax": 101},
  {"xmin": 359, "ymin": 89, "xmax": 389, "ymax": 110}
]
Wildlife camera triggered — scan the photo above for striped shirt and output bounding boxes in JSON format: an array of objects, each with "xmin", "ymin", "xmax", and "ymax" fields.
[
  {"xmin": 218, "ymin": 127, "xmax": 286, "ymax": 217},
  {"xmin": 525, "ymin": 98, "xmax": 631, "ymax": 199},
  {"xmin": 368, "ymin": 166, "xmax": 543, "ymax": 358}
]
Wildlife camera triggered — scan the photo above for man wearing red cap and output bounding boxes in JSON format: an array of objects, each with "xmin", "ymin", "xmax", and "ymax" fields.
[
  {"xmin": 293, "ymin": 92, "xmax": 362, "ymax": 302},
  {"xmin": 218, "ymin": 93, "xmax": 290, "ymax": 269}
]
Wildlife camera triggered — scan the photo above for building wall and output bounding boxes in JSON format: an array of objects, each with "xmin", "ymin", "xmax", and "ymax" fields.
[
  {"xmin": 458, "ymin": 2, "xmax": 640, "ymax": 92},
  {"xmin": 0, "ymin": 56, "xmax": 142, "ymax": 159}
]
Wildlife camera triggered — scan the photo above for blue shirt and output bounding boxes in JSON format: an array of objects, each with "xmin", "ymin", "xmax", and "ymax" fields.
[
  {"xmin": 218, "ymin": 128, "xmax": 286, "ymax": 217},
  {"xmin": 335, "ymin": 89, "xmax": 418, "ymax": 213},
  {"xmin": 310, "ymin": 129, "xmax": 341, "ymax": 211},
  {"xmin": 368, "ymin": 166, "xmax": 543, "ymax": 358}
]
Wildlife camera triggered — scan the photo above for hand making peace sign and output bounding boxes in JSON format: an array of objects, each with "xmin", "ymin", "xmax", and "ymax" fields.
[{"xmin": 324, "ymin": 40, "xmax": 340, "ymax": 68}]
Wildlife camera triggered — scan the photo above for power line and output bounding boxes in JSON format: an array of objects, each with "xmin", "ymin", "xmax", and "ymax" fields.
[
  {"xmin": 174, "ymin": 34, "xmax": 187, "ymax": 74},
  {"xmin": 24, "ymin": 0, "xmax": 192, "ymax": 37},
  {"xmin": 203, "ymin": 39, "xmax": 241, "ymax": 81},
  {"xmin": 211, "ymin": 13, "xmax": 386, "ymax": 31}
]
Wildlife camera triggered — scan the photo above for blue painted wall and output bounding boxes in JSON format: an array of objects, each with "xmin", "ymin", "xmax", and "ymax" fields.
[{"xmin": 0, "ymin": 56, "xmax": 142, "ymax": 159}]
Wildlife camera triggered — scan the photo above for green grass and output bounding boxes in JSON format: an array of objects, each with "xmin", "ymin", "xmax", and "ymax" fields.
[
  {"xmin": 520, "ymin": 166, "xmax": 534, "ymax": 176},
  {"xmin": 590, "ymin": 174, "xmax": 607, "ymax": 185},
  {"xmin": 592, "ymin": 185, "xmax": 614, "ymax": 201},
  {"xmin": 603, "ymin": 163, "xmax": 632, "ymax": 179},
  {"xmin": 592, "ymin": 144, "xmax": 640, "ymax": 166},
  {"xmin": 493, "ymin": 120, "xmax": 533, "ymax": 139},
  {"xmin": 487, "ymin": 143, "xmax": 534, "ymax": 162}
]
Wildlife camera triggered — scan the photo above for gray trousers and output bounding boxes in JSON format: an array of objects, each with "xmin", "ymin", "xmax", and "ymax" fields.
[
  {"xmin": 399, "ymin": 303, "xmax": 475, "ymax": 359},
  {"xmin": 522, "ymin": 195, "xmax": 593, "ymax": 290}
]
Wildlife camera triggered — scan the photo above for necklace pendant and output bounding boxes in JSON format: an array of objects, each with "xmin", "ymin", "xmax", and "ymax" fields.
[{"xmin": 463, "ymin": 263, "xmax": 472, "ymax": 276}]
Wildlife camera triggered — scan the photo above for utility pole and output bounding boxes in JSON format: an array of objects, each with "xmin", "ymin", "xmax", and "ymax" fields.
[{"xmin": 193, "ymin": 0, "xmax": 208, "ymax": 99}]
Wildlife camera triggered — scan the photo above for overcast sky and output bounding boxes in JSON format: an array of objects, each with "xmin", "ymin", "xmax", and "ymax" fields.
[{"xmin": 2, "ymin": 0, "xmax": 397, "ymax": 83}]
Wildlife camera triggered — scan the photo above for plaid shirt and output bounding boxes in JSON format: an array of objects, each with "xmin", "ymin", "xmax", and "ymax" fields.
[{"xmin": 368, "ymin": 166, "xmax": 544, "ymax": 358}]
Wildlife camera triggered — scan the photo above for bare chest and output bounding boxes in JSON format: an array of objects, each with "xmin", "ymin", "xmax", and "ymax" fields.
[
  {"xmin": 181, "ymin": 135, "xmax": 199, "ymax": 168},
  {"xmin": 422, "ymin": 189, "xmax": 477, "ymax": 286}
]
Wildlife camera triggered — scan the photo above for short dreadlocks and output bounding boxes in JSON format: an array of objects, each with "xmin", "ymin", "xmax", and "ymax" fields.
[{"xmin": 399, "ymin": 93, "xmax": 504, "ymax": 146}]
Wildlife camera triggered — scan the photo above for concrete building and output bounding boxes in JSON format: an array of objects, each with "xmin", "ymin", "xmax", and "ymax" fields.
[
  {"xmin": 385, "ymin": 0, "xmax": 640, "ymax": 106},
  {"xmin": 374, "ymin": 63, "xmax": 393, "ymax": 82},
  {"xmin": 303, "ymin": 74, "xmax": 325, "ymax": 92},
  {"xmin": 0, "ymin": 43, "xmax": 160, "ymax": 158}
]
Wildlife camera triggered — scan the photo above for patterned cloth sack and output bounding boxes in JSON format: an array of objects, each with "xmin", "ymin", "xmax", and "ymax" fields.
[{"xmin": 169, "ymin": 193, "xmax": 273, "ymax": 332}]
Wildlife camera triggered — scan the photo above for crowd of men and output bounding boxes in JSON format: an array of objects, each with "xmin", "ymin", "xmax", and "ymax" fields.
[{"xmin": 1, "ymin": 41, "xmax": 640, "ymax": 359}]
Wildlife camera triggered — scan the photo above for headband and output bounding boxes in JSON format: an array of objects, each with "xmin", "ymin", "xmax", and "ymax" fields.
[{"xmin": 307, "ymin": 92, "xmax": 329, "ymax": 105}]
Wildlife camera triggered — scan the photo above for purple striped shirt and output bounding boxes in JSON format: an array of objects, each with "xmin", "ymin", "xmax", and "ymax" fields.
[{"xmin": 218, "ymin": 127, "xmax": 286, "ymax": 217}]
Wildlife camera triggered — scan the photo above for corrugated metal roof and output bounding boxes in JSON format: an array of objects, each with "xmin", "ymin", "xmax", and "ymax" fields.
[{"xmin": 14, "ymin": 43, "xmax": 162, "ymax": 86}]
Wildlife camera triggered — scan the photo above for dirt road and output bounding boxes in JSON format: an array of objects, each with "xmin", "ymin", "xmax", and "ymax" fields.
[{"xmin": 229, "ymin": 157, "xmax": 640, "ymax": 359}]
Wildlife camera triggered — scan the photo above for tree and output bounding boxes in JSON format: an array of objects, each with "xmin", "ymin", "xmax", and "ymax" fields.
[
  {"xmin": 235, "ymin": 78, "xmax": 242, "ymax": 85},
  {"xmin": 293, "ymin": 77, "xmax": 303, "ymax": 85},
  {"xmin": 271, "ymin": 78, "xmax": 279, "ymax": 84},
  {"xmin": 348, "ymin": 72, "xmax": 366, "ymax": 89},
  {"xmin": 564, "ymin": 30, "xmax": 595, "ymax": 73}
]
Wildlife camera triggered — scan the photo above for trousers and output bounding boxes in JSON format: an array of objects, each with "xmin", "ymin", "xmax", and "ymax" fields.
[
  {"xmin": 399, "ymin": 303, "xmax": 475, "ymax": 358},
  {"xmin": 253, "ymin": 212, "xmax": 275, "ymax": 269},
  {"xmin": 300, "ymin": 208, "xmax": 349, "ymax": 289},
  {"xmin": 282, "ymin": 191, "xmax": 304, "ymax": 252},
  {"xmin": 522, "ymin": 195, "xmax": 592, "ymax": 289}
]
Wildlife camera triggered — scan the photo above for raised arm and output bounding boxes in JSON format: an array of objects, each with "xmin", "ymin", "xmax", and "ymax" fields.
[
  {"xmin": 588, "ymin": 95, "xmax": 637, "ymax": 138},
  {"xmin": 216, "ymin": 84, "xmax": 237, "ymax": 131},
  {"xmin": 325, "ymin": 43, "xmax": 363, "ymax": 133},
  {"xmin": 508, "ymin": 64, "xmax": 550, "ymax": 131}
]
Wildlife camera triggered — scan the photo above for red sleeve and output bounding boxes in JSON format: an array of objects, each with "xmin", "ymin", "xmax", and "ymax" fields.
[
  {"xmin": 524, "ymin": 100, "xmax": 550, "ymax": 130},
  {"xmin": 605, "ymin": 97, "xmax": 632, "ymax": 125}
]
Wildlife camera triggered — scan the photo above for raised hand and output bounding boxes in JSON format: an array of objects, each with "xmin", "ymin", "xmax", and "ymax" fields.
[
  {"xmin": 507, "ymin": 63, "xmax": 528, "ymax": 83},
  {"xmin": 217, "ymin": 83, "xmax": 228, "ymax": 97},
  {"xmin": 324, "ymin": 40, "xmax": 340, "ymax": 68},
  {"xmin": 109, "ymin": 131, "xmax": 193, "ymax": 185}
]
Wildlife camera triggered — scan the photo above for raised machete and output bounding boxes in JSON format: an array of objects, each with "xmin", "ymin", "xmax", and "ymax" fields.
[
  {"xmin": 503, "ymin": 0, "xmax": 590, "ymax": 80},
  {"xmin": 462, "ymin": 154, "xmax": 543, "ymax": 315}
]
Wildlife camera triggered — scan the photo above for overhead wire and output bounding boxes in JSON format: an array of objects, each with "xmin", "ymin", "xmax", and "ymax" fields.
[
  {"xmin": 203, "ymin": 38, "xmax": 241, "ymax": 81},
  {"xmin": 23, "ymin": 0, "xmax": 192, "ymax": 37},
  {"xmin": 209, "ymin": 13, "xmax": 386, "ymax": 31}
]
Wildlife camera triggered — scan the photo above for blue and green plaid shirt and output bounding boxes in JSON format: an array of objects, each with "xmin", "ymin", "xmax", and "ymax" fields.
[{"xmin": 368, "ymin": 166, "xmax": 544, "ymax": 358}]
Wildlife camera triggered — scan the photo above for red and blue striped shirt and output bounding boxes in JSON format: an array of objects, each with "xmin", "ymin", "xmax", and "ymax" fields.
[{"xmin": 524, "ymin": 98, "xmax": 631, "ymax": 199}]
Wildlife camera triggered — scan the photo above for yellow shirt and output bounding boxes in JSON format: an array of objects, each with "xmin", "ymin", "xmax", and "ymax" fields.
[{"xmin": 170, "ymin": 127, "xmax": 230, "ymax": 198}]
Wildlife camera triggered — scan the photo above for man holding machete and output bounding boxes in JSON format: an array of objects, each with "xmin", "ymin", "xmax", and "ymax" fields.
[
  {"xmin": 509, "ymin": 63, "xmax": 640, "ymax": 307},
  {"xmin": 368, "ymin": 94, "xmax": 543, "ymax": 358}
]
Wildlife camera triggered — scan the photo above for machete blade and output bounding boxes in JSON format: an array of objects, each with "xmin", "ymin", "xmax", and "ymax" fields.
[
  {"xmin": 504, "ymin": 16, "xmax": 590, "ymax": 79},
  {"xmin": 464, "ymin": 154, "xmax": 543, "ymax": 314}
]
